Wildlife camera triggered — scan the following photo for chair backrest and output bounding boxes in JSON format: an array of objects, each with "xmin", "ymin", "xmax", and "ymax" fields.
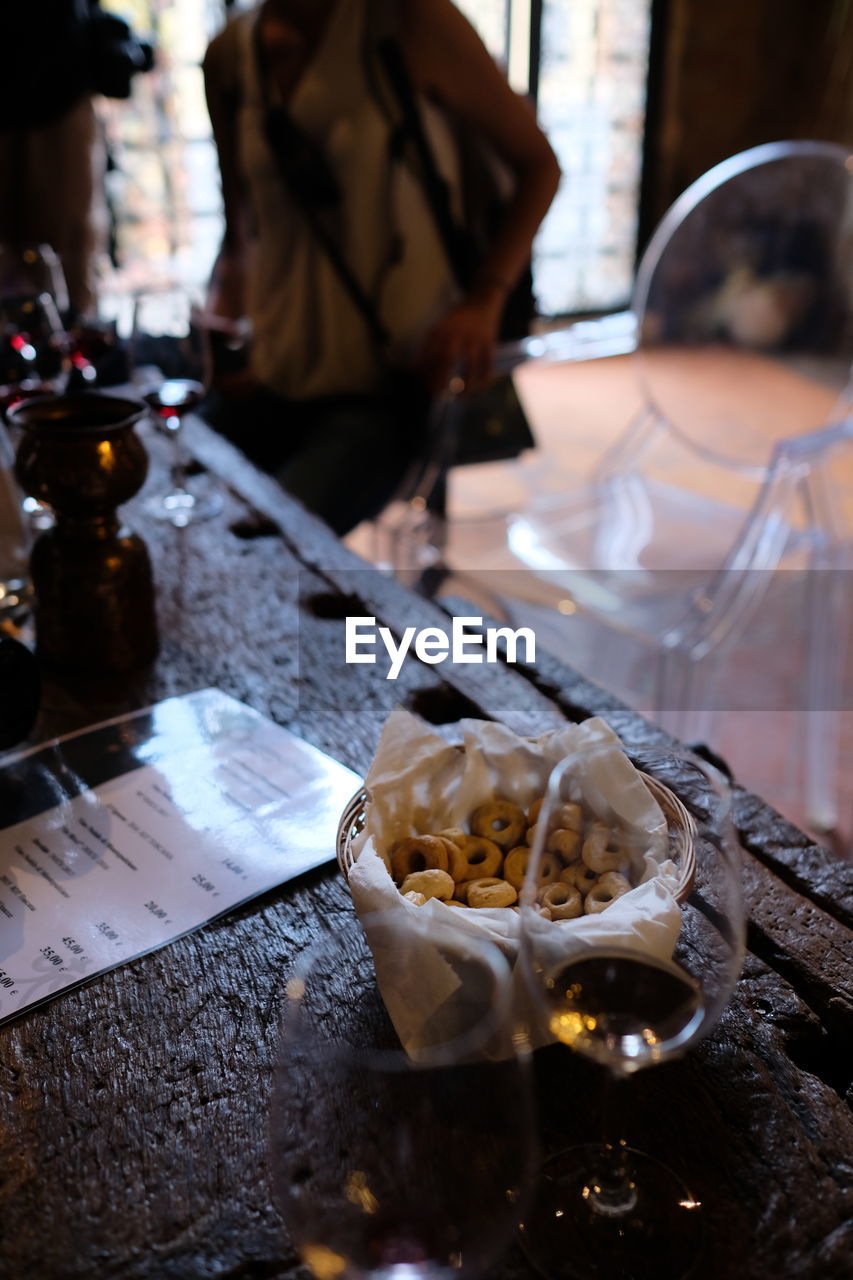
[
  {"xmin": 382, "ymin": 143, "xmax": 853, "ymax": 597},
  {"xmin": 487, "ymin": 143, "xmax": 852, "ymax": 607},
  {"xmin": 631, "ymin": 140, "xmax": 852, "ymax": 475}
]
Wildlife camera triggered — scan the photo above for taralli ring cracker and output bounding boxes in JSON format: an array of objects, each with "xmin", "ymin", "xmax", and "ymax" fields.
[
  {"xmin": 503, "ymin": 845, "xmax": 530, "ymax": 891},
  {"xmin": 528, "ymin": 799, "xmax": 582, "ymax": 832},
  {"xmin": 582, "ymin": 823, "xmax": 626, "ymax": 874},
  {"xmin": 467, "ymin": 877, "xmax": 518, "ymax": 909},
  {"xmin": 533, "ymin": 850, "xmax": 562, "ymax": 887},
  {"xmin": 527, "ymin": 797, "xmax": 544, "ymax": 825},
  {"xmin": 584, "ymin": 870, "xmax": 631, "ymax": 914},
  {"xmin": 447, "ymin": 835, "xmax": 503, "ymax": 882},
  {"xmin": 391, "ymin": 835, "xmax": 450, "ymax": 882},
  {"xmin": 556, "ymin": 801, "xmax": 584, "ymax": 833},
  {"xmin": 470, "ymin": 800, "xmax": 527, "ymax": 851},
  {"xmin": 547, "ymin": 828, "xmax": 581, "ymax": 862},
  {"xmin": 561, "ymin": 862, "xmax": 600, "ymax": 893},
  {"xmin": 540, "ymin": 881, "xmax": 583, "ymax": 920},
  {"xmin": 400, "ymin": 869, "xmax": 455, "ymax": 901},
  {"xmin": 437, "ymin": 827, "xmax": 467, "ymax": 847}
]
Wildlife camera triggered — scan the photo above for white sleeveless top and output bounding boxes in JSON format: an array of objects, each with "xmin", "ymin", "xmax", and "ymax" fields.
[{"xmin": 226, "ymin": 0, "xmax": 462, "ymax": 399}]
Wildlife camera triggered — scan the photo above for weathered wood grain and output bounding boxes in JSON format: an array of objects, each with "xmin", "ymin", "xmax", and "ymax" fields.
[{"xmin": 0, "ymin": 415, "xmax": 849, "ymax": 1279}]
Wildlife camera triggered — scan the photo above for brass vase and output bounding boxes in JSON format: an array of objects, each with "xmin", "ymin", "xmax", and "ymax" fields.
[{"xmin": 10, "ymin": 391, "xmax": 159, "ymax": 673}]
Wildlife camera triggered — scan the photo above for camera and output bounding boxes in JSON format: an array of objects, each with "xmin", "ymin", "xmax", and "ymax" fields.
[{"xmin": 90, "ymin": 11, "xmax": 156, "ymax": 100}]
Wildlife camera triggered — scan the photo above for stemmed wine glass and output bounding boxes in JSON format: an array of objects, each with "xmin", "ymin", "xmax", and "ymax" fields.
[
  {"xmin": 130, "ymin": 287, "xmax": 222, "ymax": 527},
  {"xmin": 270, "ymin": 909, "xmax": 538, "ymax": 1280},
  {"xmin": 0, "ymin": 417, "xmax": 33, "ymax": 624},
  {"xmin": 0, "ymin": 291, "xmax": 72, "ymax": 414},
  {"xmin": 0, "ymin": 243, "xmax": 69, "ymax": 317},
  {"xmin": 517, "ymin": 742, "xmax": 745, "ymax": 1280},
  {"xmin": 0, "ymin": 243, "xmax": 75, "ymax": 409},
  {"xmin": 0, "ymin": 289, "xmax": 74, "ymax": 584}
]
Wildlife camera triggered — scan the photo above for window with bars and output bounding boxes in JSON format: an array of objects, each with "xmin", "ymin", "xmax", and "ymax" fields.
[{"xmin": 99, "ymin": 0, "xmax": 652, "ymax": 317}]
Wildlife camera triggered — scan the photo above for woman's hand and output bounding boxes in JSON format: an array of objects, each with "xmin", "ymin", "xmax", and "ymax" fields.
[
  {"xmin": 206, "ymin": 247, "xmax": 247, "ymax": 322},
  {"xmin": 403, "ymin": 0, "xmax": 561, "ymax": 367},
  {"xmin": 415, "ymin": 283, "xmax": 506, "ymax": 394}
]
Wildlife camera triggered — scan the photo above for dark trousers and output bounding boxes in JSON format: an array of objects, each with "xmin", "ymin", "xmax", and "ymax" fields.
[{"xmin": 202, "ymin": 380, "xmax": 432, "ymax": 537}]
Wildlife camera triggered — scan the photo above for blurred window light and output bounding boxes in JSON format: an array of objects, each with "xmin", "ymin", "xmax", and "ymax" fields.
[{"xmin": 99, "ymin": 0, "xmax": 652, "ymax": 318}]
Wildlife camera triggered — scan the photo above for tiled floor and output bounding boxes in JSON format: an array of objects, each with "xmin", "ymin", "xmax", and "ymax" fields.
[{"xmin": 348, "ymin": 346, "xmax": 852, "ymax": 857}]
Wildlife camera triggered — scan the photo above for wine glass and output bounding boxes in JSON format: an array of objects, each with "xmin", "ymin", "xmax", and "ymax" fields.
[
  {"xmin": 0, "ymin": 291, "xmax": 71, "ymax": 413},
  {"xmin": 270, "ymin": 909, "xmax": 538, "ymax": 1280},
  {"xmin": 0, "ymin": 243, "xmax": 69, "ymax": 317},
  {"xmin": 0, "ymin": 416, "xmax": 34, "ymax": 625},
  {"xmin": 517, "ymin": 741, "xmax": 745, "ymax": 1280},
  {"xmin": 0, "ymin": 290, "xmax": 74, "ymax": 559},
  {"xmin": 130, "ymin": 287, "xmax": 222, "ymax": 527}
]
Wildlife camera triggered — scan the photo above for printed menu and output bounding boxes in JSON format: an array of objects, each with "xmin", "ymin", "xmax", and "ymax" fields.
[{"xmin": 0, "ymin": 688, "xmax": 361, "ymax": 1024}]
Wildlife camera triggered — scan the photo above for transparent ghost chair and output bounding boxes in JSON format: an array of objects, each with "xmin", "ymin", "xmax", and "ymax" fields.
[
  {"xmin": 365, "ymin": 312, "xmax": 640, "ymax": 583},
  {"xmin": 428, "ymin": 140, "xmax": 853, "ymax": 833}
]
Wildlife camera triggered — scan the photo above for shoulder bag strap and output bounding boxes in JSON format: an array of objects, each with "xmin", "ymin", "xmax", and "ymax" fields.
[
  {"xmin": 373, "ymin": 36, "xmax": 474, "ymax": 293},
  {"xmin": 366, "ymin": 7, "xmax": 534, "ymax": 342},
  {"xmin": 253, "ymin": 23, "xmax": 391, "ymax": 352}
]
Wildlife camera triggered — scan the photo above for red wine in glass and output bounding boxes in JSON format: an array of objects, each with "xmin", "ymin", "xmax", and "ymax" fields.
[
  {"xmin": 67, "ymin": 321, "xmax": 115, "ymax": 385},
  {"xmin": 1, "ymin": 291, "xmax": 70, "ymax": 389},
  {"xmin": 1, "ymin": 380, "xmax": 56, "ymax": 420},
  {"xmin": 143, "ymin": 378, "xmax": 204, "ymax": 426},
  {"xmin": 141, "ymin": 378, "xmax": 221, "ymax": 525}
]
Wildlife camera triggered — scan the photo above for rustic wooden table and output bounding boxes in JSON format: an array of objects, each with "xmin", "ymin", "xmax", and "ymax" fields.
[{"xmin": 0, "ymin": 414, "xmax": 850, "ymax": 1279}]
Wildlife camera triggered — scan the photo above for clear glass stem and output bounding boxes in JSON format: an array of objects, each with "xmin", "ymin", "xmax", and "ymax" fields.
[
  {"xmin": 588, "ymin": 1071, "xmax": 637, "ymax": 1218},
  {"xmin": 166, "ymin": 414, "xmax": 189, "ymax": 496}
]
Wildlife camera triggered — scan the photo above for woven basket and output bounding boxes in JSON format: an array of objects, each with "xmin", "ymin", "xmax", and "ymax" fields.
[{"xmin": 337, "ymin": 771, "xmax": 697, "ymax": 904}]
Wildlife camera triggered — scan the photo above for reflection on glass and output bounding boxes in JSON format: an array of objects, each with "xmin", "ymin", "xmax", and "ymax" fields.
[{"xmin": 518, "ymin": 743, "xmax": 745, "ymax": 1279}]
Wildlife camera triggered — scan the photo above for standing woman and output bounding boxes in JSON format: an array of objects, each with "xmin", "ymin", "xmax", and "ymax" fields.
[{"xmin": 202, "ymin": 0, "xmax": 561, "ymax": 535}]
